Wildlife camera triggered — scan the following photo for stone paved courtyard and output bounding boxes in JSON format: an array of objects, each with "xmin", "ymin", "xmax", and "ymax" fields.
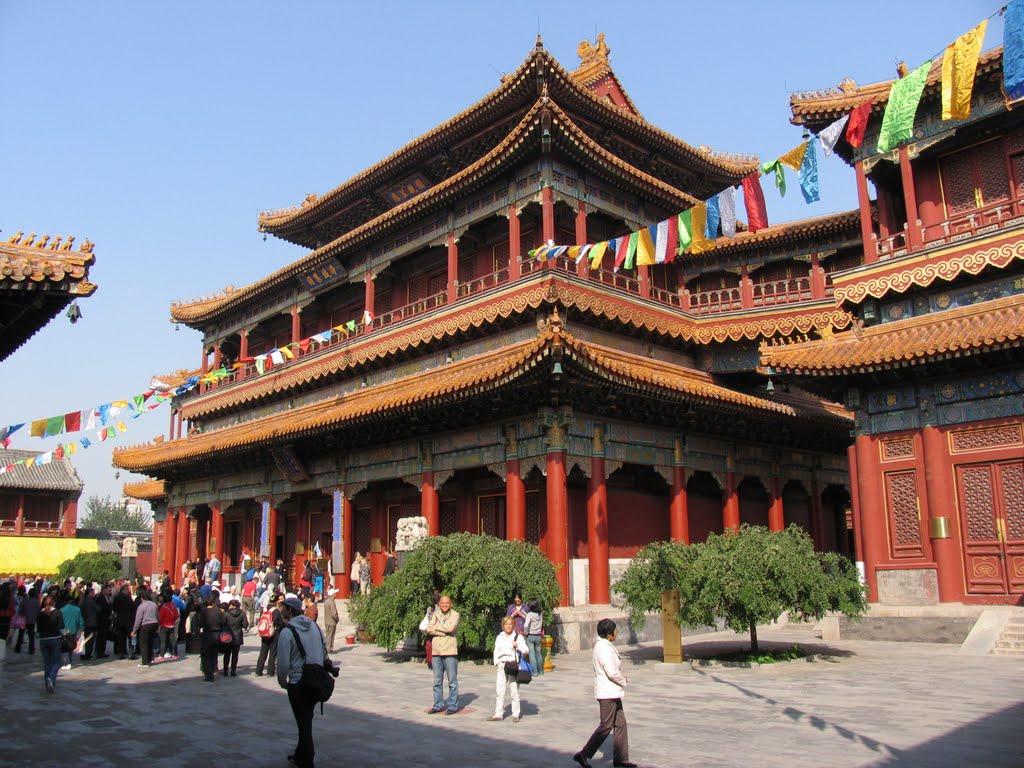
[{"xmin": 2, "ymin": 624, "xmax": 1021, "ymax": 768}]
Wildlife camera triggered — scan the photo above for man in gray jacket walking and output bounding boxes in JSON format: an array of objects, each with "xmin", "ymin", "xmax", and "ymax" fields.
[{"xmin": 277, "ymin": 596, "xmax": 327, "ymax": 768}]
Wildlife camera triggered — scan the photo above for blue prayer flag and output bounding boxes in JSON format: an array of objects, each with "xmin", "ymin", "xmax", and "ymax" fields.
[
  {"xmin": 705, "ymin": 195, "xmax": 721, "ymax": 239},
  {"xmin": 1006, "ymin": 0, "xmax": 1024, "ymax": 104},
  {"xmin": 798, "ymin": 137, "xmax": 820, "ymax": 204}
]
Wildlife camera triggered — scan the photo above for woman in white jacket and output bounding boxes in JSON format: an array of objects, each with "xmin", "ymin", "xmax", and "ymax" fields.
[{"xmin": 488, "ymin": 615, "xmax": 530, "ymax": 722}]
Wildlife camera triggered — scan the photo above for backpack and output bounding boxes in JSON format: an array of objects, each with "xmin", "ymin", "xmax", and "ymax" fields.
[
  {"xmin": 286, "ymin": 625, "xmax": 336, "ymax": 712},
  {"xmin": 244, "ymin": 568, "xmax": 255, "ymax": 582},
  {"xmin": 257, "ymin": 610, "xmax": 274, "ymax": 638}
]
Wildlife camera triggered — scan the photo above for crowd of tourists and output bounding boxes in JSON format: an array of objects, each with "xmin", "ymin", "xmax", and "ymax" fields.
[{"xmin": 0, "ymin": 568, "xmax": 634, "ymax": 768}]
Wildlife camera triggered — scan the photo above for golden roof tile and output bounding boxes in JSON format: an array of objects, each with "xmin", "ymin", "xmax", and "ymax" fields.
[
  {"xmin": 173, "ymin": 98, "xmax": 700, "ymax": 324},
  {"xmin": 123, "ymin": 479, "xmax": 167, "ymax": 500},
  {"xmin": 116, "ymin": 325, "xmax": 836, "ymax": 473},
  {"xmin": 690, "ymin": 209, "xmax": 862, "ymax": 259},
  {"xmin": 790, "ymin": 47, "xmax": 1002, "ymax": 128},
  {"xmin": 1, "ymin": 232, "xmax": 97, "ymax": 294},
  {"xmin": 760, "ymin": 293, "xmax": 1024, "ymax": 375}
]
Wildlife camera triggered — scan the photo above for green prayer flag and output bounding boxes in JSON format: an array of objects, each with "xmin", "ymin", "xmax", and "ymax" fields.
[
  {"xmin": 345, "ymin": 320, "xmax": 356, "ymax": 332},
  {"xmin": 877, "ymin": 60, "xmax": 932, "ymax": 154},
  {"xmin": 44, "ymin": 415, "xmax": 66, "ymax": 437},
  {"xmin": 677, "ymin": 211, "xmax": 692, "ymax": 253},
  {"xmin": 624, "ymin": 231, "xmax": 638, "ymax": 270},
  {"xmin": 760, "ymin": 159, "xmax": 786, "ymax": 197}
]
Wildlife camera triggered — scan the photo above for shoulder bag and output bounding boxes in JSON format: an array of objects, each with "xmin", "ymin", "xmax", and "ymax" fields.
[{"xmin": 286, "ymin": 625, "xmax": 337, "ymax": 712}]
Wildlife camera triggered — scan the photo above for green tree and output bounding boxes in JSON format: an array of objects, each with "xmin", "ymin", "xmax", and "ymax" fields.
[
  {"xmin": 79, "ymin": 495, "xmax": 152, "ymax": 532},
  {"xmin": 616, "ymin": 525, "xmax": 867, "ymax": 653},
  {"xmin": 54, "ymin": 551, "xmax": 121, "ymax": 584},
  {"xmin": 352, "ymin": 533, "xmax": 562, "ymax": 652}
]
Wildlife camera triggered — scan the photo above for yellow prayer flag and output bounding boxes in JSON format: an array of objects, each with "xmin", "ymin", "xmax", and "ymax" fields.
[
  {"xmin": 116, "ymin": 422, "xmax": 127, "ymax": 433},
  {"xmin": 567, "ymin": 246, "xmax": 581, "ymax": 259},
  {"xmin": 67, "ymin": 442, "xmax": 77, "ymax": 455},
  {"xmin": 636, "ymin": 228, "xmax": 656, "ymax": 266},
  {"xmin": 942, "ymin": 20, "xmax": 987, "ymax": 120},
  {"xmin": 689, "ymin": 204, "xmax": 716, "ymax": 254},
  {"xmin": 778, "ymin": 142, "xmax": 808, "ymax": 172},
  {"xmin": 24, "ymin": 458, "xmax": 35, "ymax": 467},
  {"xmin": 112, "ymin": 400, "xmax": 128, "ymax": 408},
  {"xmin": 588, "ymin": 241, "xmax": 609, "ymax": 269},
  {"xmin": 280, "ymin": 346, "xmax": 295, "ymax": 360}
]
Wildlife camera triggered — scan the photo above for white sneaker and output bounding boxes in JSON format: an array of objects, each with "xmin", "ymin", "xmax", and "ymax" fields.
[
  {"xmin": 61, "ymin": 664, "xmax": 71, "ymax": 670},
  {"xmin": 163, "ymin": 652, "xmax": 171, "ymax": 659}
]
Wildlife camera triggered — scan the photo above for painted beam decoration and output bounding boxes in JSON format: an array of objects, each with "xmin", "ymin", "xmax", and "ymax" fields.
[{"xmin": 298, "ymin": 257, "xmax": 346, "ymax": 293}]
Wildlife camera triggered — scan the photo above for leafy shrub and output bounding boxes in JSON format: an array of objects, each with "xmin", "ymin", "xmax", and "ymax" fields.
[
  {"xmin": 54, "ymin": 551, "xmax": 121, "ymax": 585},
  {"xmin": 352, "ymin": 533, "xmax": 561, "ymax": 652},
  {"xmin": 615, "ymin": 525, "xmax": 867, "ymax": 652}
]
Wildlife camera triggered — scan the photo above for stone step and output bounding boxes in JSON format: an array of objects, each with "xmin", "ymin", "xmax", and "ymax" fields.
[
  {"xmin": 1001, "ymin": 631, "xmax": 1024, "ymax": 641},
  {"xmin": 991, "ymin": 647, "xmax": 1024, "ymax": 657},
  {"xmin": 992, "ymin": 640, "xmax": 1024, "ymax": 650}
]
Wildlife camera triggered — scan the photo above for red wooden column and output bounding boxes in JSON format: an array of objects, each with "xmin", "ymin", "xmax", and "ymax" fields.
[
  {"xmin": 575, "ymin": 201, "xmax": 589, "ymax": 277},
  {"xmin": 15, "ymin": 494, "xmax": 24, "ymax": 536},
  {"xmin": 921, "ymin": 425, "xmax": 964, "ymax": 602},
  {"xmin": 505, "ymin": 426, "xmax": 526, "ymax": 541},
  {"xmin": 809, "ymin": 253, "xmax": 827, "ymax": 300},
  {"xmin": 855, "ymin": 433, "xmax": 886, "ymax": 602},
  {"xmin": 447, "ymin": 233, "xmax": 459, "ymax": 303},
  {"xmin": 898, "ymin": 145, "xmax": 922, "ymax": 250},
  {"xmin": 544, "ymin": 418, "xmax": 570, "ymax": 602},
  {"xmin": 290, "ymin": 305, "xmax": 301, "ymax": 344},
  {"xmin": 456, "ymin": 488, "xmax": 476, "ymax": 533},
  {"xmin": 164, "ymin": 510, "xmax": 178, "ymax": 581},
  {"xmin": 722, "ymin": 447, "xmax": 740, "ymax": 533},
  {"xmin": 62, "ymin": 499, "xmax": 78, "ymax": 538},
  {"xmin": 587, "ymin": 425, "xmax": 610, "ymax": 604},
  {"xmin": 669, "ymin": 438, "xmax": 690, "ymax": 543},
  {"xmin": 210, "ymin": 503, "xmax": 225, "ymax": 568},
  {"xmin": 855, "ymin": 160, "xmax": 877, "ymax": 263},
  {"xmin": 638, "ymin": 264, "xmax": 651, "ymax": 299},
  {"xmin": 739, "ymin": 265, "xmax": 754, "ymax": 309},
  {"xmin": 238, "ymin": 330, "xmax": 249, "ymax": 381},
  {"xmin": 768, "ymin": 473, "xmax": 785, "ymax": 532},
  {"xmin": 421, "ymin": 471, "xmax": 439, "ymax": 537},
  {"xmin": 364, "ymin": 272, "xmax": 375, "ymax": 332},
  {"xmin": 168, "ymin": 406, "xmax": 176, "ymax": 441},
  {"xmin": 176, "ymin": 507, "xmax": 190, "ymax": 575},
  {"xmin": 508, "ymin": 204, "xmax": 521, "ymax": 281},
  {"xmin": 847, "ymin": 444, "xmax": 865, "ymax": 565},
  {"xmin": 212, "ymin": 343, "xmax": 222, "ymax": 372},
  {"xmin": 541, "ymin": 187, "xmax": 555, "ymax": 245},
  {"xmin": 268, "ymin": 504, "xmax": 279, "ymax": 564},
  {"xmin": 810, "ymin": 472, "xmax": 826, "ymax": 550}
]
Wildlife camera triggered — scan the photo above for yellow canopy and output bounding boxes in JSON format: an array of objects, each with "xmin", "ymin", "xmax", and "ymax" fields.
[{"xmin": 0, "ymin": 536, "xmax": 99, "ymax": 574}]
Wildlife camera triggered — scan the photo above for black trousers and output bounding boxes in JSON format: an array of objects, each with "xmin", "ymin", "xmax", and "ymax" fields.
[
  {"xmin": 15, "ymin": 623, "xmax": 36, "ymax": 654},
  {"xmin": 94, "ymin": 622, "xmax": 110, "ymax": 657},
  {"xmin": 222, "ymin": 644, "xmax": 240, "ymax": 674},
  {"xmin": 82, "ymin": 626, "xmax": 97, "ymax": 659},
  {"xmin": 256, "ymin": 636, "xmax": 278, "ymax": 675},
  {"xmin": 287, "ymin": 682, "xmax": 317, "ymax": 768},
  {"xmin": 159, "ymin": 627, "xmax": 177, "ymax": 657},
  {"xmin": 113, "ymin": 625, "xmax": 130, "ymax": 657},
  {"xmin": 200, "ymin": 635, "xmax": 219, "ymax": 679},
  {"xmin": 137, "ymin": 624, "xmax": 158, "ymax": 665},
  {"xmin": 579, "ymin": 698, "xmax": 629, "ymax": 763}
]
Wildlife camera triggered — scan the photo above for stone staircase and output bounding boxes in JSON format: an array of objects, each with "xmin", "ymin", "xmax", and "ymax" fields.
[{"xmin": 991, "ymin": 615, "xmax": 1024, "ymax": 657}]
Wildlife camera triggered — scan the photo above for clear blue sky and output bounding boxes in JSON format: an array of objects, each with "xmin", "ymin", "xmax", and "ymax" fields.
[{"xmin": 0, "ymin": 1, "xmax": 1002, "ymax": 511}]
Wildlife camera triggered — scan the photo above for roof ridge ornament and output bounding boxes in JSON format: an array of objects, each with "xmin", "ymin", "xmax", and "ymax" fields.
[{"xmin": 576, "ymin": 33, "xmax": 610, "ymax": 69}]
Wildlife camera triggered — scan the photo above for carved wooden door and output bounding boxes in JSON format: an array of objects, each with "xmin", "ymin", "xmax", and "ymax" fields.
[{"xmin": 956, "ymin": 460, "xmax": 1024, "ymax": 595}]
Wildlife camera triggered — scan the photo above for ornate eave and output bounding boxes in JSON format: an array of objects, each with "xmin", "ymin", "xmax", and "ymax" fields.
[
  {"xmin": 115, "ymin": 319, "xmax": 847, "ymax": 475},
  {"xmin": 173, "ymin": 98, "xmax": 701, "ymax": 326},
  {"xmin": 177, "ymin": 272, "xmax": 853, "ymax": 420},
  {"xmin": 258, "ymin": 39, "xmax": 756, "ymax": 244},
  {"xmin": 789, "ymin": 47, "xmax": 1003, "ymax": 133},
  {"xmin": 686, "ymin": 209, "xmax": 862, "ymax": 261},
  {"xmin": 0, "ymin": 232, "xmax": 98, "ymax": 361},
  {"xmin": 123, "ymin": 479, "xmax": 168, "ymax": 501},
  {"xmin": 830, "ymin": 228, "xmax": 1024, "ymax": 306},
  {"xmin": 760, "ymin": 292, "xmax": 1024, "ymax": 376}
]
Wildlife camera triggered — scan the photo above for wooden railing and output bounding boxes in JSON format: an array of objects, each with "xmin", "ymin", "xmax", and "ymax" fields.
[
  {"xmin": 752, "ymin": 277, "xmax": 813, "ymax": 307},
  {"xmin": 876, "ymin": 193, "xmax": 1024, "ymax": 259},
  {"xmin": 457, "ymin": 267, "xmax": 510, "ymax": 299},
  {"xmin": 689, "ymin": 287, "xmax": 742, "ymax": 314}
]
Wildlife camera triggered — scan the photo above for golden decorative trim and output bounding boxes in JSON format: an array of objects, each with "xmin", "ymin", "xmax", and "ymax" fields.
[{"xmin": 834, "ymin": 239, "xmax": 1024, "ymax": 304}]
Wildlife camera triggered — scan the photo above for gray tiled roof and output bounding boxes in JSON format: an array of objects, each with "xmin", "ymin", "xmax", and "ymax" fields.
[{"xmin": 0, "ymin": 448, "xmax": 84, "ymax": 494}]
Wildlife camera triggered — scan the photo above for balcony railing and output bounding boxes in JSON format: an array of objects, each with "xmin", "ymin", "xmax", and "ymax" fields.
[
  {"xmin": 0, "ymin": 519, "xmax": 62, "ymax": 535},
  {"xmin": 875, "ymin": 193, "xmax": 1024, "ymax": 259},
  {"xmin": 193, "ymin": 256, "xmax": 830, "ymax": 400}
]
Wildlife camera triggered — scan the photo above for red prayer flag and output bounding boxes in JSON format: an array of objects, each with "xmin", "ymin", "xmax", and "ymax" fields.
[
  {"xmin": 845, "ymin": 100, "xmax": 872, "ymax": 148},
  {"xmin": 55, "ymin": 445, "xmax": 65, "ymax": 460},
  {"xmin": 299, "ymin": 339, "xmax": 311, "ymax": 354},
  {"xmin": 741, "ymin": 174, "xmax": 769, "ymax": 233},
  {"xmin": 613, "ymin": 236, "xmax": 630, "ymax": 270},
  {"xmin": 64, "ymin": 411, "xmax": 81, "ymax": 432}
]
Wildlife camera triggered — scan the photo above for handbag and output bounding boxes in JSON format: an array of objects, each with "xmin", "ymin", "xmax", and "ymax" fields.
[
  {"xmin": 286, "ymin": 625, "xmax": 336, "ymax": 711},
  {"xmin": 60, "ymin": 633, "xmax": 76, "ymax": 653},
  {"xmin": 503, "ymin": 659, "xmax": 519, "ymax": 676},
  {"xmin": 11, "ymin": 613, "xmax": 26, "ymax": 630},
  {"xmin": 218, "ymin": 630, "xmax": 235, "ymax": 646},
  {"xmin": 515, "ymin": 651, "xmax": 532, "ymax": 685}
]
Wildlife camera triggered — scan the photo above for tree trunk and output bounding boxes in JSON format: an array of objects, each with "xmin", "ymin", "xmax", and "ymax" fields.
[{"xmin": 749, "ymin": 621, "xmax": 758, "ymax": 654}]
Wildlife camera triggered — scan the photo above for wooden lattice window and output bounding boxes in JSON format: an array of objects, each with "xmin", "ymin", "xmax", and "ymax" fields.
[
  {"xmin": 440, "ymin": 499, "xmax": 457, "ymax": 536},
  {"xmin": 885, "ymin": 470, "xmax": 923, "ymax": 558},
  {"xmin": 354, "ymin": 508, "xmax": 371, "ymax": 556},
  {"xmin": 940, "ymin": 139, "xmax": 1011, "ymax": 216},
  {"xmin": 525, "ymin": 491, "xmax": 541, "ymax": 545}
]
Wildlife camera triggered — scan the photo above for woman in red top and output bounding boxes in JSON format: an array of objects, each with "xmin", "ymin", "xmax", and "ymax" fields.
[{"xmin": 158, "ymin": 594, "xmax": 180, "ymax": 659}]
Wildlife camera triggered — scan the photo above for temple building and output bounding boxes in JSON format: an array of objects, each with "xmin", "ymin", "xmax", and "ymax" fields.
[
  {"xmin": 116, "ymin": 36, "xmax": 913, "ymax": 625},
  {"xmin": 765, "ymin": 47, "xmax": 1024, "ymax": 605}
]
